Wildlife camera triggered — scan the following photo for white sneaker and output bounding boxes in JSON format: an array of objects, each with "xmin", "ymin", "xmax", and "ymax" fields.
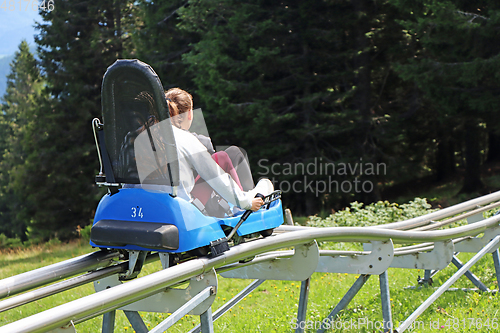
[{"xmin": 248, "ymin": 178, "xmax": 274, "ymax": 198}]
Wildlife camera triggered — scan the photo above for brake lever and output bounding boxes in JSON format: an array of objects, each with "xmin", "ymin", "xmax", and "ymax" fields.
[{"xmin": 226, "ymin": 193, "xmax": 264, "ymax": 241}]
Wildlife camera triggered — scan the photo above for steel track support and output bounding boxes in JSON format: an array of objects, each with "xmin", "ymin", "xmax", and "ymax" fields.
[
  {"xmin": 220, "ymin": 242, "xmax": 319, "ymax": 281},
  {"xmin": 416, "ymin": 269, "xmax": 433, "ymax": 287},
  {"xmin": 423, "ymin": 270, "xmax": 432, "ymax": 285},
  {"xmin": 95, "ymin": 268, "xmax": 217, "ymax": 315},
  {"xmin": 295, "ymin": 278, "xmax": 310, "ymax": 333},
  {"xmin": 492, "ymin": 249, "xmax": 500, "ymax": 292},
  {"xmin": 102, "ymin": 310, "xmax": 116, "ymax": 333},
  {"xmin": 451, "ymin": 255, "xmax": 489, "ymax": 292},
  {"xmin": 200, "ymin": 307, "xmax": 215, "ymax": 333},
  {"xmin": 189, "ymin": 279, "xmax": 265, "ymax": 333},
  {"xmin": 149, "ymin": 286, "xmax": 214, "ymax": 333},
  {"xmin": 379, "ymin": 271, "xmax": 393, "ymax": 332},
  {"xmin": 396, "ymin": 235, "xmax": 500, "ymax": 333},
  {"xmin": 123, "ymin": 310, "xmax": 148, "ymax": 333},
  {"xmin": 316, "ymin": 274, "xmax": 370, "ymax": 333}
]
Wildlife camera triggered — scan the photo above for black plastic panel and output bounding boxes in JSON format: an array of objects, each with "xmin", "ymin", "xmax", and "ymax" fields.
[{"xmin": 91, "ymin": 219, "xmax": 179, "ymax": 250}]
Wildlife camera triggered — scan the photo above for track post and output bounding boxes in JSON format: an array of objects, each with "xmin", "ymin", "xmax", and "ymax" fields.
[
  {"xmin": 379, "ymin": 271, "xmax": 393, "ymax": 332},
  {"xmin": 492, "ymin": 249, "xmax": 500, "ymax": 292},
  {"xmin": 295, "ymin": 278, "xmax": 310, "ymax": 333},
  {"xmin": 423, "ymin": 269, "xmax": 431, "ymax": 285},
  {"xmin": 189, "ymin": 279, "xmax": 265, "ymax": 333},
  {"xmin": 451, "ymin": 255, "xmax": 489, "ymax": 291},
  {"xmin": 317, "ymin": 274, "xmax": 370, "ymax": 333},
  {"xmin": 285, "ymin": 208, "xmax": 294, "ymax": 225},
  {"xmin": 123, "ymin": 310, "xmax": 148, "ymax": 333},
  {"xmin": 200, "ymin": 307, "xmax": 215, "ymax": 333},
  {"xmin": 102, "ymin": 311, "xmax": 116, "ymax": 333}
]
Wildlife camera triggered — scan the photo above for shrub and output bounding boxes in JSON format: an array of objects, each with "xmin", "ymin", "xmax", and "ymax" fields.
[
  {"xmin": 0, "ymin": 233, "xmax": 23, "ymax": 249},
  {"xmin": 77, "ymin": 224, "xmax": 92, "ymax": 241},
  {"xmin": 306, "ymin": 198, "xmax": 436, "ymax": 228}
]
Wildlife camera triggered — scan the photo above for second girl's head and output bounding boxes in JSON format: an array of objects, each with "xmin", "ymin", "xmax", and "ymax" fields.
[{"xmin": 165, "ymin": 88, "xmax": 193, "ymax": 129}]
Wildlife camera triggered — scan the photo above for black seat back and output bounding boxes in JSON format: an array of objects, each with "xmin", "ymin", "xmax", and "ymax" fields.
[{"xmin": 100, "ymin": 59, "xmax": 179, "ymax": 188}]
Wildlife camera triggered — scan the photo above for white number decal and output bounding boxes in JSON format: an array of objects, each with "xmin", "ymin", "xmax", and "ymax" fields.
[{"xmin": 131, "ymin": 206, "xmax": 143, "ymax": 218}]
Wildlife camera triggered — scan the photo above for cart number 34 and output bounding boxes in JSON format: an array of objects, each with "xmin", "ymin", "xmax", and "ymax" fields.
[{"xmin": 131, "ymin": 206, "xmax": 144, "ymax": 218}]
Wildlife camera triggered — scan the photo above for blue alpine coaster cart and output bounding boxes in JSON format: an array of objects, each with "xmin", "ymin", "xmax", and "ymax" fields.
[{"xmin": 89, "ymin": 59, "xmax": 284, "ymax": 279}]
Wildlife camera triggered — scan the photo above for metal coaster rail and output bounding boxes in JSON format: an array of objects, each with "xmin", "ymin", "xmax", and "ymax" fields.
[{"xmin": 1, "ymin": 190, "xmax": 500, "ymax": 332}]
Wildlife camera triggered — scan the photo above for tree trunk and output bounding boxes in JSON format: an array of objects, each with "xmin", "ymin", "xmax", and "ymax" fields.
[
  {"xmin": 352, "ymin": 0, "xmax": 380, "ymax": 204},
  {"xmin": 435, "ymin": 131, "xmax": 456, "ymax": 182},
  {"xmin": 487, "ymin": 131, "xmax": 500, "ymax": 162},
  {"xmin": 460, "ymin": 121, "xmax": 484, "ymax": 193}
]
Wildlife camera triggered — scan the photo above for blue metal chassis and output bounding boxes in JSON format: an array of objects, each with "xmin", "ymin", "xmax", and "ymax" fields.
[{"xmin": 90, "ymin": 188, "xmax": 283, "ymax": 253}]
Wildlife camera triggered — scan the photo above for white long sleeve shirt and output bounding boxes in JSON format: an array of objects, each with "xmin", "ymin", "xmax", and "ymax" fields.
[
  {"xmin": 134, "ymin": 121, "xmax": 256, "ymax": 210},
  {"xmin": 172, "ymin": 126, "xmax": 253, "ymax": 209}
]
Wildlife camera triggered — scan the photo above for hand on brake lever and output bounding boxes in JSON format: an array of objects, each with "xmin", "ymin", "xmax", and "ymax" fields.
[{"xmin": 250, "ymin": 196, "xmax": 264, "ymax": 211}]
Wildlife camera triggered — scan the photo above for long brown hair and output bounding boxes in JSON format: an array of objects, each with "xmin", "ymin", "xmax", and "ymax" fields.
[{"xmin": 165, "ymin": 88, "xmax": 193, "ymax": 128}]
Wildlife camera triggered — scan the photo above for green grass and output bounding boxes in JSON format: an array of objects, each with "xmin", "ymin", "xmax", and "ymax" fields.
[{"xmin": 0, "ymin": 239, "xmax": 499, "ymax": 332}]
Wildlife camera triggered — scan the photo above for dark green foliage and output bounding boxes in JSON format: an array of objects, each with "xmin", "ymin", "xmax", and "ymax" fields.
[
  {"xmin": 391, "ymin": 0, "xmax": 500, "ymax": 192},
  {"xmin": 25, "ymin": 0, "xmax": 136, "ymax": 239},
  {"xmin": 2, "ymin": 1, "xmax": 500, "ymax": 243},
  {"xmin": 178, "ymin": 0, "xmax": 416, "ymax": 214},
  {"xmin": 132, "ymin": 0, "xmax": 198, "ymax": 93},
  {"xmin": 0, "ymin": 41, "xmax": 46, "ymax": 241}
]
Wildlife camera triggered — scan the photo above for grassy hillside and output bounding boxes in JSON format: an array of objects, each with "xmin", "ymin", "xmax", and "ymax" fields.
[
  {"xmin": 0, "ymin": 229, "xmax": 499, "ymax": 332},
  {"xmin": 1, "ymin": 172, "xmax": 500, "ymax": 331}
]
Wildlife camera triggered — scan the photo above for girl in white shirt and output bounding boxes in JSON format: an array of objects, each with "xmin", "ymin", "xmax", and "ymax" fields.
[{"xmin": 164, "ymin": 88, "xmax": 271, "ymax": 212}]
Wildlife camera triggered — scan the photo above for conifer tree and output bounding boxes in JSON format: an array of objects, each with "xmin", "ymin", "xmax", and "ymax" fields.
[
  {"xmin": 392, "ymin": 0, "xmax": 500, "ymax": 193},
  {"xmin": 0, "ymin": 41, "xmax": 46, "ymax": 240},
  {"xmin": 29, "ymin": 0, "xmax": 136, "ymax": 238},
  {"xmin": 178, "ymin": 0, "xmax": 412, "ymax": 213},
  {"xmin": 132, "ymin": 0, "xmax": 198, "ymax": 92}
]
